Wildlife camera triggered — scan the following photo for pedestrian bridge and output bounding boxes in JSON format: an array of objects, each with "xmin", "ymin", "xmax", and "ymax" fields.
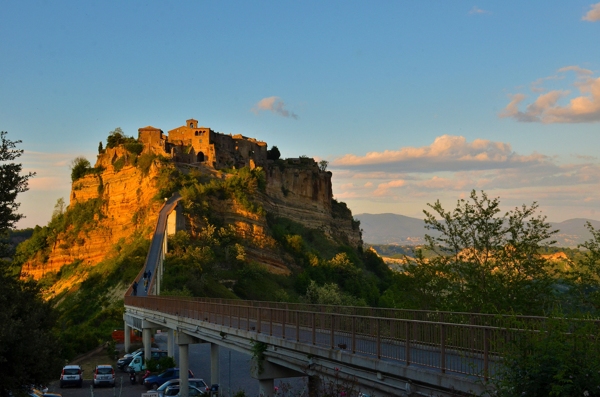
[
  {"xmin": 123, "ymin": 294, "xmax": 540, "ymax": 396},
  {"xmin": 122, "ymin": 195, "xmax": 526, "ymax": 396}
]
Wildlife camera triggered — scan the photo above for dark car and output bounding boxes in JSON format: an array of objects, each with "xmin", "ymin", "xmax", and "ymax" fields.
[{"xmin": 143, "ymin": 368, "xmax": 195, "ymax": 390}]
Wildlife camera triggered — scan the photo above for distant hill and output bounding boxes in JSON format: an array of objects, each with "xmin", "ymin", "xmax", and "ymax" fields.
[{"xmin": 355, "ymin": 213, "xmax": 600, "ymax": 248}]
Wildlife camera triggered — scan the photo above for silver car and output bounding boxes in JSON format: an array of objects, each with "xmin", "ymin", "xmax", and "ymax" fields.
[
  {"xmin": 156, "ymin": 379, "xmax": 208, "ymax": 397},
  {"xmin": 93, "ymin": 365, "xmax": 115, "ymax": 388},
  {"xmin": 163, "ymin": 385, "xmax": 206, "ymax": 397}
]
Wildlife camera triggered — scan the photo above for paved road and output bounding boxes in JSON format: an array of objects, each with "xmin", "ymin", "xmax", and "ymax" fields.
[{"xmin": 49, "ymin": 333, "xmax": 306, "ymax": 397}]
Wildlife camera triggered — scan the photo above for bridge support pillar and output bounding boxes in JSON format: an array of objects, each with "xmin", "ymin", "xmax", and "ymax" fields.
[
  {"xmin": 143, "ymin": 327, "xmax": 152, "ymax": 363},
  {"xmin": 167, "ymin": 329, "xmax": 175, "ymax": 357},
  {"xmin": 251, "ymin": 358, "xmax": 305, "ymax": 397},
  {"xmin": 308, "ymin": 375, "xmax": 321, "ymax": 397},
  {"xmin": 176, "ymin": 332, "xmax": 201, "ymax": 397},
  {"xmin": 259, "ymin": 379, "xmax": 274, "ymax": 397},
  {"xmin": 124, "ymin": 322, "xmax": 131, "ymax": 354},
  {"xmin": 210, "ymin": 343, "xmax": 220, "ymax": 387},
  {"xmin": 178, "ymin": 343, "xmax": 190, "ymax": 397}
]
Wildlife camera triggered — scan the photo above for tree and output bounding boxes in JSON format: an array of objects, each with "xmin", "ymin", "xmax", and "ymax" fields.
[
  {"xmin": 52, "ymin": 197, "xmax": 66, "ymax": 220},
  {"xmin": 70, "ymin": 156, "xmax": 91, "ymax": 182},
  {"xmin": 563, "ymin": 222, "xmax": 600, "ymax": 312},
  {"xmin": 399, "ymin": 190, "xmax": 558, "ymax": 314},
  {"xmin": 106, "ymin": 127, "xmax": 126, "ymax": 149},
  {"xmin": 318, "ymin": 160, "xmax": 328, "ymax": 171},
  {"xmin": 266, "ymin": 146, "xmax": 280, "ymax": 161},
  {"xmin": 98, "ymin": 141, "xmax": 104, "ymax": 154},
  {"xmin": 0, "ymin": 132, "xmax": 35, "ymax": 236},
  {"xmin": 0, "ymin": 132, "xmax": 63, "ymax": 396}
]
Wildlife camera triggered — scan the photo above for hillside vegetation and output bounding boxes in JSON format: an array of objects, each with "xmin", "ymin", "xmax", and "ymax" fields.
[{"xmin": 14, "ymin": 129, "xmax": 381, "ymax": 359}]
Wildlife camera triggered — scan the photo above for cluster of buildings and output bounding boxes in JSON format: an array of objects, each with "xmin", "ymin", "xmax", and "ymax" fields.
[{"xmin": 138, "ymin": 118, "xmax": 268, "ymax": 169}]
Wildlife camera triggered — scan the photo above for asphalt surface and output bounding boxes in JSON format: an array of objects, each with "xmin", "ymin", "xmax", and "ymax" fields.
[
  {"xmin": 135, "ymin": 194, "xmax": 182, "ymax": 298},
  {"xmin": 48, "ymin": 334, "xmax": 307, "ymax": 397}
]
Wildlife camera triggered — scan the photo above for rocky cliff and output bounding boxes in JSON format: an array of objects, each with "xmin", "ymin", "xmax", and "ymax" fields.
[
  {"xmin": 21, "ymin": 149, "xmax": 362, "ymax": 281},
  {"xmin": 21, "ymin": 147, "xmax": 163, "ymax": 280}
]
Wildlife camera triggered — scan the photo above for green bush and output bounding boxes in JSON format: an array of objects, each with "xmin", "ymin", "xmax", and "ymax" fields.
[
  {"xmin": 491, "ymin": 314, "xmax": 600, "ymax": 397},
  {"xmin": 70, "ymin": 156, "xmax": 91, "ymax": 182},
  {"xmin": 146, "ymin": 356, "xmax": 176, "ymax": 373},
  {"xmin": 124, "ymin": 142, "xmax": 143, "ymax": 155},
  {"xmin": 137, "ymin": 153, "xmax": 157, "ymax": 174},
  {"xmin": 113, "ymin": 156, "xmax": 126, "ymax": 171}
]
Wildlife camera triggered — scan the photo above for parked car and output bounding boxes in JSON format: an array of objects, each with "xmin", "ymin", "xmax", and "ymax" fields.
[
  {"xmin": 163, "ymin": 385, "xmax": 206, "ymax": 397},
  {"xmin": 156, "ymin": 379, "xmax": 209, "ymax": 397},
  {"xmin": 117, "ymin": 347, "xmax": 143, "ymax": 364},
  {"xmin": 93, "ymin": 365, "xmax": 115, "ymax": 388},
  {"xmin": 126, "ymin": 349, "xmax": 169, "ymax": 372},
  {"xmin": 143, "ymin": 368, "xmax": 195, "ymax": 390},
  {"xmin": 59, "ymin": 365, "xmax": 83, "ymax": 388},
  {"xmin": 117, "ymin": 348, "xmax": 145, "ymax": 371}
]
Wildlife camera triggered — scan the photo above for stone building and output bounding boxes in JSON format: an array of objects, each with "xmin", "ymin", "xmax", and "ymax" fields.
[{"xmin": 138, "ymin": 118, "xmax": 268, "ymax": 169}]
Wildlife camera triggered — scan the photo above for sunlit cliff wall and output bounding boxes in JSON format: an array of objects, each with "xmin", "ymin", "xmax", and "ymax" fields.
[
  {"xmin": 21, "ymin": 150, "xmax": 361, "ymax": 280},
  {"xmin": 20, "ymin": 147, "xmax": 163, "ymax": 280}
]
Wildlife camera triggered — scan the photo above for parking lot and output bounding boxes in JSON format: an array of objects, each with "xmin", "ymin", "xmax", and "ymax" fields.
[
  {"xmin": 47, "ymin": 377, "xmax": 151, "ymax": 397},
  {"xmin": 46, "ymin": 333, "xmax": 306, "ymax": 397}
]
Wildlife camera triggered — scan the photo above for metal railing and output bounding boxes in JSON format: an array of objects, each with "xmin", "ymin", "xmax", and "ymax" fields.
[
  {"xmin": 125, "ymin": 295, "xmax": 558, "ymax": 380},
  {"xmin": 137, "ymin": 296, "xmax": 557, "ymax": 328}
]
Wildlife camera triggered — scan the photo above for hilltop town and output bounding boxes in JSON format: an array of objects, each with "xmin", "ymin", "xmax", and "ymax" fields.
[{"xmin": 138, "ymin": 118, "xmax": 268, "ymax": 170}]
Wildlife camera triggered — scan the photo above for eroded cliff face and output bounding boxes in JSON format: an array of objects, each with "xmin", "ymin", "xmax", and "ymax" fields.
[
  {"xmin": 264, "ymin": 161, "xmax": 362, "ymax": 248},
  {"xmin": 21, "ymin": 151, "xmax": 362, "ymax": 280},
  {"xmin": 21, "ymin": 148, "xmax": 163, "ymax": 280}
]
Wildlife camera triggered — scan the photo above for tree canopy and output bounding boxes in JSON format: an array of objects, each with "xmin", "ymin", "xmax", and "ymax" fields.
[
  {"xmin": 70, "ymin": 156, "xmax": 91, "ymax": 182},
  {"xmin": 266, "ymin": 145, "xmax": 281, "ymax": 161},
  {"xmin": 0, "ymin": 132, "xmax": 62, "ymax": 396},
  {"xmin": 0, "ymin": 132, "xmax": 34, "ymax": 238},
  {"xmin": 389, "ymin": 190, "xmax": 558, "ymax": 314}
]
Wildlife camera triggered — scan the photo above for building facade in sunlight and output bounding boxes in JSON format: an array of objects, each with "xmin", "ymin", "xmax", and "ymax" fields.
[{"xmin": 138, "ymin": 118, "xmax": 268, "ymax": 169}]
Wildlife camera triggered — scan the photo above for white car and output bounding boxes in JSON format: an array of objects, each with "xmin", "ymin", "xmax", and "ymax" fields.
[
  {"xmin": 93, "ymin": 365, "xmax": 115, "ymax": 388},
  {"xmin": 59, "ymin": 365, "xmax": 83, "ymax": 388}
]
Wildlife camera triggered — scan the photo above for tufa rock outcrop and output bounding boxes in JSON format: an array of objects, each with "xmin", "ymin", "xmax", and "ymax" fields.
[{"xmin": 21, "ymin": 119, "xmax": 362, "ymax": 280}]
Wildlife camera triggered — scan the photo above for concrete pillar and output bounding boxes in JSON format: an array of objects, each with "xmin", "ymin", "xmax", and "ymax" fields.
[
  {"xmin": 143, "ymin": 328, "xmax": 152, "ymax": 366},
  {"xmin": 258, "ymin": 379, "xmax": 274, "ymax": 397},
  {"xmin": 210, "ymin": 343, "xmax": 220, "ymax": 387},
  {"xmin": 308, "ymin": 375, "xmax": 321, "ymax": 397},
  {"xmin": 178, "ymin": 344, "xmax": 190, "ymax": 397},
  {"xmin": 124, "ymin": 322, "xmax": 131, "ymax": 353},
  {"xmin": 167, "ymin": 329, "xmax": 175, "ymax": 358}
]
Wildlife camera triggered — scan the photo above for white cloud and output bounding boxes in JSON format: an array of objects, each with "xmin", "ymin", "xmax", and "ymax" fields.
[
  {"xmin": 468, "ymin": 6, "xmax": 490, "ymax": 15},
  {"xmin": 252, "ymin": 96, "xmax": 298, "ymax": 119},
  {"xmin": 583, "ymin": 2, "xmax": 600, "ymax": 21},
  {"xmin": 500, "ymin": 67, "xmax": 600, "ymax": 123},
  {"xmin": 373, "ymin": 180, "xmax": 405, "ymax": 196},
  {"xmin": 332, "ymin": 135, "xmax": 547, "ymax": 172},
  {"xmin": 330, "ymin": 137, "xmax": 600, "ymax": 221}
]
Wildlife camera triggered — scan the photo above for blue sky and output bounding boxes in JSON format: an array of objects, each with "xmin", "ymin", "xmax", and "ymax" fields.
[{"xmin": 2, "ymin": 1, "xmax": 600, "ymax": 228}]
